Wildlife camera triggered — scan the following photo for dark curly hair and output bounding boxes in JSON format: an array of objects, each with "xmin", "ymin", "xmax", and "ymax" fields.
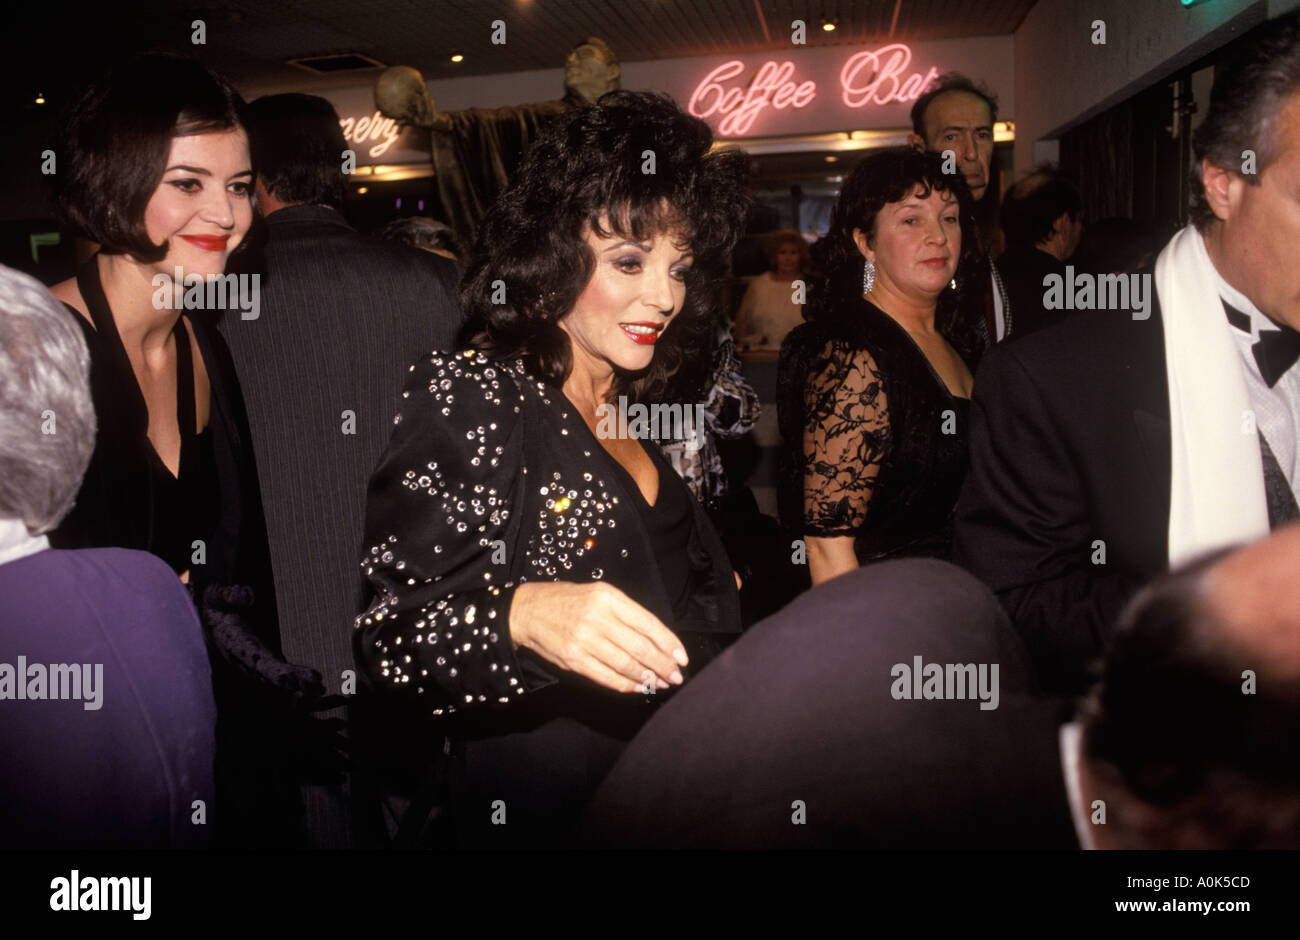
[
  {"xmin": 462, "ymin": 90, "xmax": 750, "ymax": 404},
  {"xmin": 813, "ymin": 147, "xmax": 982, "ymax": 360},
  {"xmin": 51, "ymin": 54, "xmax": 248, "ymax": 264}
]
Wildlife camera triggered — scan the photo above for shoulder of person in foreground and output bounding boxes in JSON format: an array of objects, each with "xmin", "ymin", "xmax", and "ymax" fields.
[
  {"xmin": 0, "ymin": 545, "xmax": 215, "ymax": 848},
  {"xmin": 580, "ymin": 558, "xmax": 1073, "ymax": 848},
  {"xmin": 2, "ymin": 543, "xmax": 201, "ymax": 627}
]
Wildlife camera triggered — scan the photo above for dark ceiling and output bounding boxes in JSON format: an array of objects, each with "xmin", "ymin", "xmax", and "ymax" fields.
[{"xmin": 6, "ymin": 0, "xmax": 1036, "ymax": 114}]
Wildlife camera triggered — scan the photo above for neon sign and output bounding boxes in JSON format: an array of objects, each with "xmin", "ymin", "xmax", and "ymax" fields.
[
  {"xmin": 689, "ymin": 60, "xmax": 817, "ymax": 136},
  {"xmin": 840, "ymin": 44, "xmax": 941, "ymax": 109},
  {"xmin": 687, "ymin": 43, "xmax": 941, "ymax": 137},
  {"xmin": 339, "ymin": 110, "xmax": 402, "ymax": 158}
]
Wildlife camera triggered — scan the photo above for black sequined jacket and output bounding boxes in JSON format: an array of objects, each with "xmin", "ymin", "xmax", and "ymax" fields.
[{"xmin": 355, "ymin": 349, "xmax": 742, "ymax": 730}]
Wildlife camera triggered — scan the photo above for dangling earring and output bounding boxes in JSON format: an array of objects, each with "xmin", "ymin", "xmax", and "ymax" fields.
[
  {"xmin": 863, "ymin": 257, "xmax": 876, "ymax": 294},
  {"xmin": 950, "ymin": 276, "xmax": 958, "ymax": 290}
]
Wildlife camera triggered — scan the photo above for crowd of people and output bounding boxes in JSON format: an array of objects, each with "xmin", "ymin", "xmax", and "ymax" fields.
[{"xmin": 4, "ymin": 16, "xmax": 1300, "ymax": 851}]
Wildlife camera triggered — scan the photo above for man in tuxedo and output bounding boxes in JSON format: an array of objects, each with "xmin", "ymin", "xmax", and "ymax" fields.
[
  {"xmin": 953, "ymin": 20, "xmax": 1300, "ymax": 695},
  {"xmin": 909, "ymin": 72, "xmax": 1012, "ymax": 347},
  {"xmin": 995, "ymin": 167, "xmax": 1084, "ymax": 336},
  {"xmin": 582, "ymin": 525, "xmax": 1300, "ymax": 848},
  {"xmin": 220, "ymin": 93, "xmax": 463, "ymax": 846}
]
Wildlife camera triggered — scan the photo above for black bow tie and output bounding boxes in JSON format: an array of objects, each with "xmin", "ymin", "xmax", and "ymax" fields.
[{"xmin": 1225, "ymin": 303, "xmax": 1300, "ymax": 388}]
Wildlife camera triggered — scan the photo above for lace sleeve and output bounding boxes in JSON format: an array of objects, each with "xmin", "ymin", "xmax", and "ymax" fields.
[{"xmin": 801, "ymin": 342, "xmax": 890, "ymax": 535}]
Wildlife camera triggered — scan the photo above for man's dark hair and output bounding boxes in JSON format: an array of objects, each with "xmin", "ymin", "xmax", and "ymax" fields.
[
  {"xmin": 1080, "ymin": 548, "xmax": 1300, "ymax": 849},
  {"xmin": 909, "ymin": 72, "xmax": 999, "ymax": 140},
  {"xmin": 245, "ymin": 93, "xmax": 347, "ymax": 210},
  {"xmin": 1190, "ymin": 17, "xmax": 1300, "ymax": 230},
  {"xmin": 999, "ymin": 166, "xmax": 1081, "ymax": 248},
  {"xmin": 52, "ymin": 54, "xmax": 247, "ymax": 263},
  {"xmin": 462, "ymin": 90, "xmax": 749, "ymax": 405}
]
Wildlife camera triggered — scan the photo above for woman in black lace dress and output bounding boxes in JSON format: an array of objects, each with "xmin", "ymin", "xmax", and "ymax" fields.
[{"xmin": 778, "ymin": 148, "xmax": 983, "ymax": 586}]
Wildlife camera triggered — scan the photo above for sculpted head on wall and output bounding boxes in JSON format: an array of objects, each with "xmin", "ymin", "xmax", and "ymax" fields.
[
  {"xmin": 375, "ymin": 38, "xmax": 622, "ymax": 126},
  {"xmin": 565, "ymin": 37, "xmax": 621, "ymax": 104},
  {"xmin": 375, "ymin": 65, "xmax": 435, "ymax": 127}
]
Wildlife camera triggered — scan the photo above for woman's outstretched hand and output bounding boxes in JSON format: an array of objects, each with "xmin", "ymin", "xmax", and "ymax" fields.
[{"xmin": 509, "ymin": 581, "xmax": 689, "ymax": 694}]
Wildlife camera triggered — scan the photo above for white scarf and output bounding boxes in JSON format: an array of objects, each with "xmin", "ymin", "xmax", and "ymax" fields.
[
  {"xmin": 1155, "ymin": 224, "xmax": 1270, "ymax": 567},
  {"xmin": 0, "ymin": 517, "xmax": 49, "ymax": 568}
]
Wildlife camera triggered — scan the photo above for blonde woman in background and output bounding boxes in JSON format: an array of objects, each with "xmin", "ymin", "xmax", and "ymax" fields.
[{"xmin": 733, "ymin": 229, "xmax": 810, "ymax": 350}]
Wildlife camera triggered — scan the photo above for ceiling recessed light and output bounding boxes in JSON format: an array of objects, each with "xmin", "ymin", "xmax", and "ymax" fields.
[
  {"xmin": 450, "ymin": 53, "xmax": 464, "ymax": 63},
  {"xmin": 824, "ymin": 155, "xmax": 838, "ymax": 163},
  {"xmin": 34, "ymin": 94, "xmax": 45, "ymax": 105},
  {"xmin": 822, "ymin": 19, "xmax": 837, "ymax": 32},
  {"xmin": 357, "ymin": 186, "xmax": 369, "ymax": 194}
]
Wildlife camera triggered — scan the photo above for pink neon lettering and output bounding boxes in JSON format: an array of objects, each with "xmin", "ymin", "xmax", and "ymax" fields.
[
  {"xmin": 688, "ymin": 45, "xmax": 942, "ymax": 136},
  {"xmin": 839, "ymin": 44, "xmax": 940, "ymax": 108},
  {"xmin": 688, "ymin": 60, "xmax": 747, "ymax": 120},
  {"xmin": 688, "ymin": 59, "xmax": 817, "ymax": 136}
]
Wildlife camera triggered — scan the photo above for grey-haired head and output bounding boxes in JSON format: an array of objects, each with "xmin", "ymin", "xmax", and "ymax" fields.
[{"xmin": 0, "ymin": 265, "xmax": 95, "ymax": 535}]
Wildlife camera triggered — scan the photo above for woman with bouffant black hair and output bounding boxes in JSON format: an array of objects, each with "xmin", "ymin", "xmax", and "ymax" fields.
[
  {"xmin": 778, "ymin": 147, "xmax": 983, "ymax": 587},
  {"xmin": 356, "ymin": 91, "xmax": 749, "ymax": 845},
  {"xmin": 460, "ymin": 90, "xmax": 744, "ymax": 405}
]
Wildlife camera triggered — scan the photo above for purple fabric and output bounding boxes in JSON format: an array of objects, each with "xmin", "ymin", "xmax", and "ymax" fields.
[{"xmin": 0, "ymin": 547, "xmax": 216, "ymax": 848}]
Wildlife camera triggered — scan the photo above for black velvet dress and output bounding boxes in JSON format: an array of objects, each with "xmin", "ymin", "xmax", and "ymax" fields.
[
  {"xmin": 50, "ymin": 256, "xmax": 297, "ymax": 847},
  {"xmin": 54, "ymin": 274, "xmax": 221, "ymax": 578},
  {"xmin": 777, "ymin": 296, "xmax": 974, "ymax": 563},
  {"xmin": 52, "ymin": 257, "xmax": 279, "ymax": 639}
]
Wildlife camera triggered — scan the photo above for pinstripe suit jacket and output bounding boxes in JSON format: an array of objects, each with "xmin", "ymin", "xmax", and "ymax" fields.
[{"xmin": 220, "ymin": 205, "xmax": 463, "ymax": 690}]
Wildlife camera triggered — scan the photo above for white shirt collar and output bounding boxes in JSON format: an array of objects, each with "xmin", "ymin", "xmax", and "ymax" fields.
[
  {"xmin": 1059, "ymin": 721, "xmax": 1095, "ymax": 850},
  {"xmin": 0, "ymin": 518, "xmax": 49, "ymax": 568}
]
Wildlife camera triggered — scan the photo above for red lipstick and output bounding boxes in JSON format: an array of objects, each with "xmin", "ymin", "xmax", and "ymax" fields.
[
  {"xmin": 179, "ymin": 234, "xmax": 230, "ymax": 252},
  {"xmin": 620, "ymin": 322, "xmax": 663, "ymax": 345}
]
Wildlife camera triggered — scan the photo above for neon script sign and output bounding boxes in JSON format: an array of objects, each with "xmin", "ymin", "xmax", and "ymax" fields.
[
  {"xmin": 339, "ymin": 110, "xmax": 401, "ymax": 158},
  {"xmin": 688, "ymin": 43, "xmax": 941, "ymax": 137}
]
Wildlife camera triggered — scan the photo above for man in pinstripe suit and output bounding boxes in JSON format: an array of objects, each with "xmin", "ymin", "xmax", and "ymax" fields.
[{"xmin": 221, "ymin": 93, "xmax": 463, "ymax": 847}]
